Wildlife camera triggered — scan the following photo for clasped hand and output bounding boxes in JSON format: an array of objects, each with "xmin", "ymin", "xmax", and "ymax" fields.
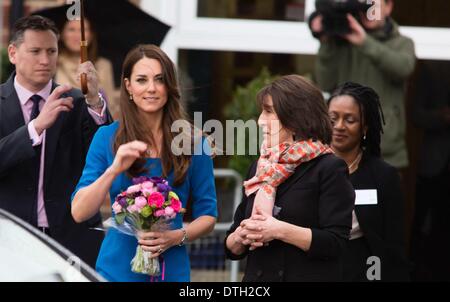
[{"xmin": 235, "ymin": 206, "xmax": 281, "ymax": 251}]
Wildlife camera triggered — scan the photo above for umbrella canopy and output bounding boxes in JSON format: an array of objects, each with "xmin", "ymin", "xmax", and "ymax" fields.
[{"xmin": 34, "ymin": 0, "xmax": 171, "ymax": 86}]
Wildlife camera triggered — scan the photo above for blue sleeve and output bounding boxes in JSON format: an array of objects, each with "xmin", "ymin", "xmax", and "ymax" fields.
[
  {"xmin": 71, "ymin": 126, "xmax": 111, "ymax": 202},
  {"xmin": 189, "ymin": 138, "xmax": 218, "ymax": 219}
]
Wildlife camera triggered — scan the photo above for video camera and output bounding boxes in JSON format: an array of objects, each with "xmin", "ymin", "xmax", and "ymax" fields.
[{"xmin": 312, "ymin": 0, "xmax": 373, "ymax": 37}]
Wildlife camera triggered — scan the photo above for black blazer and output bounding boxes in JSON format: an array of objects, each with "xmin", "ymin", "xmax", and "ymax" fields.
[
  {"xmin": 0, "ymin": 73, "xmax": 112, "ymax": 266},
  {"xmin": 350, "ymin": 153, "xmax": 410, "ymax": 281},
  {"xmin": 411, "ymin": 60, "xmax": 450, "ymax": 178},
  {"xmin": 225, "ymin": 154, "xmax": 355, "ymax": 282}
]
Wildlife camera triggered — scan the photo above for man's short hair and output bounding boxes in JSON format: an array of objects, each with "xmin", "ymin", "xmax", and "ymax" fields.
[{"xmin": 10, "ymin": 15, "xmax": 59, "ymax": 46}]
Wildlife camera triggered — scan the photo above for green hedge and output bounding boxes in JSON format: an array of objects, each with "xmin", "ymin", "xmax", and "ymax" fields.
[{"xmin": 224, "ymin": 67, "xmax": 278, "ymax": 179}]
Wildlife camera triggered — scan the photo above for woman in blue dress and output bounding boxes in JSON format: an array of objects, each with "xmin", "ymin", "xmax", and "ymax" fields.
[{"xmin": 71, "ymin": 45, "xmax": 217, "ymax": 282}]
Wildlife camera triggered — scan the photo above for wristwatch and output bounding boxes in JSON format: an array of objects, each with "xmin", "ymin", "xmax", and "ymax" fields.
[
  {"xmin": 86, "ymin": 92, "xmax": 105, "ymax": 110},
  {"xmin": 178, "ymin": 228, "xmax": 189, "ymax": 246}
]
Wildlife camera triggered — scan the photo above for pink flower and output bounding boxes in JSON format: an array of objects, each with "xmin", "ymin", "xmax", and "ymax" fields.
[
  {"xmin": 170, "ymin": 198, "xmax": 182, "ymax": 213},
  {"xmin": 127, "ymin": 184, "xmax": 142, "ymax": 194},
  {"xmin": 142, "ymin": 188, "xmax": 156, "ymax": 197},
  {"xmin": 148, "ymin": 192, "xmax": 165, "ymax": 208},
  {"xmin": 154, "ymin": 209, "xmax": 165, "ymax": 217},
  {"xmin": 128, "ymin": 204, "xmax": 139, "ymax": 213},
  {"xmin": 142, "ymin": 181, "xmax": 154, "ymax": 190},
  {"xmin": 142, "ymin": 181, "xmax": 156, "ymax": 197},
  {"xmin": 112, "ymin": 202, "xmax": 122, "ymax": 214},
  {"xmin": 165, "ymin": 206, "xmax": 175, "ymax": 217},
  {"xmin": 135, "ymin": 196, "xmax": 147, "ymax": 209}
]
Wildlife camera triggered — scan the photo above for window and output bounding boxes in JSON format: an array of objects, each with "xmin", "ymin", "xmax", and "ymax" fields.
[
  {"xmin": 393, "ymin": 0, "xmax": 450, "ymax": 28},
  {"xmin": 198, "ymin": 0, "xmax": 307, "ymax": 22}
]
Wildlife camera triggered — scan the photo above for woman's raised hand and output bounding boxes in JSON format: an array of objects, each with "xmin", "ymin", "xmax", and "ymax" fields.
[{"xmin": 109, "ymin": 141, "xmax": 148, "ymax": 176}]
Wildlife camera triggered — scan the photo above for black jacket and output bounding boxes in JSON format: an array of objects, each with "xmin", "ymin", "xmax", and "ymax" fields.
[
  {"xmin": 412, "ymin": 60, "xmax": 450, "ymax": 178},
  {"xmin": 350, "ymin": 153, "xmax": 410, "ymax": 281},
  {"xmin": 225, "ymin": 154, "xmax": 355, "ymax": 282},
  {"xmin": 0, "ymin": 73, "xmax": 112, "ymax": 266}
]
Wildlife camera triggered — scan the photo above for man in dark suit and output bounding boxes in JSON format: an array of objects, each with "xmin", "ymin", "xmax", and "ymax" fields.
[
  {"xmin": 0, "ymin": 15, "xmax": 111, "ymax": 268},
  {"xmin": 410, "ymin": 60, "xmax": 450, "ymax": 281}
]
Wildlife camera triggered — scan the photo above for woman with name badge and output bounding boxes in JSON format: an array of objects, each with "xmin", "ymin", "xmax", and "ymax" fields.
[{"xmin": 328, "ymin": 82, "xmax": 410, "ymax": 282}]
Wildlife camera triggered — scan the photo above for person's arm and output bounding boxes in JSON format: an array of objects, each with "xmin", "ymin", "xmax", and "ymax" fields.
[
  {"xmin": 308, "ymin": 13, "xmax": 340, "ymax": 92},
  {"xmin": 343, "ymin": 14, "xmax": 416, "ymax": 83},
  {"xmin": 0, "ymin": 125, "xmax": 36, "ymax": 177},
  {"xmin": 0, "ymin": 85, "xmax": 74, "ymax": 176},
  {"xmin": 71, "ymin": 127, "xmax": 147, "ymax": 223},
  {"xmin": 138, "ymin": 138, "xmax": 218, "ymax": 257},
  {"xmin": 77, "ymin": 61, "xmax": 113, "ymax": 123},
  {"xmin": 225, "ymin": 200, "xmax": 254, "ymax": 258},
  {"xmin": 244, "ymin": 206, "xmax": 313, "ymax": 252},
  {"xmin": 358, "ymin": 35, "xmax": 416, "ymax": 83},
  {"xmin": 96, "ymin": 58, "xmax": 116, "ymax": 107},
  {"xmin": 225, "ymin": 162, "xmax": 258, "ymax": 259},
  {"xmin": 307, "ymin": 159, "xmax": 354, "ymax": 260},
  {"xmin": 187, "ymin": 139, "xmax": 218, "ymax": 238},
  {"xmin": 411, "ymin": 63, "xmax": 450, "ymax": 130},
  {"xmin": 378, "ymin": 164, "xmax": 410, "ymax": 281},
  {"xmin": 243, "ymin": 158, "xmax": 354, "ymax": 259},
  {"xmin": 315, "ymin": 41, "xmax": 341, "ymax": 92}
]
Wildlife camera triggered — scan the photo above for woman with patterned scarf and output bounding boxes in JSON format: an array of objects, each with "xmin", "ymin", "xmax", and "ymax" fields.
[{"xmin": 225, "ymin": 75, "xmax": 355, "ymax": 282}]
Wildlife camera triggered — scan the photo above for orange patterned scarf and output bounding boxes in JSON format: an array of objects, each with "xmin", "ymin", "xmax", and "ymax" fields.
[{"xmin": 244, "ymin": 139, "xmax": 333, "ymax": 216}]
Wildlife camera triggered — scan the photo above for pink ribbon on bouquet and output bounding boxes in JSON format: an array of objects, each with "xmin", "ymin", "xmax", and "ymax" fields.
[{"xmin": 150, "ymin": 256, "xmax": 165, "ymax": 282}]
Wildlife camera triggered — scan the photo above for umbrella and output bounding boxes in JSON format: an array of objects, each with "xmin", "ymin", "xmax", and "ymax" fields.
[{"xmin": 33, "ymin": 0, "xmax": 171, "ymax": 87}]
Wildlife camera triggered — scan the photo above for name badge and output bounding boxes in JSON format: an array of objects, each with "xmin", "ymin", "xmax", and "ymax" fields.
[{"xmin": 355, "ymin": 190, "xmax": 378, "ymax": 205}]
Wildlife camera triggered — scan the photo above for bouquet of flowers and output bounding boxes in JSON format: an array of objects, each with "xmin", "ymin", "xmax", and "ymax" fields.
[{"xmin": 105, "ymin": 176, "xmax": 185, "ymax": 276}]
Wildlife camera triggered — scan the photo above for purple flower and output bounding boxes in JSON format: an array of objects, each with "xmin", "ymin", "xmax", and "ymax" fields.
[
  {"xmin": 117, "ymin": 196, "xmax": 128, "ymax": 208},
  {"xmin": 132, "ymin": 176, "xmax": 151, "ymax": 185},
  {"xmin": 156, "ymin": 183, "xmax": 170, "ymax": 199},
  {"xmin": 149, "ymin": 177, "xmax": 165, "ymax": 185}
]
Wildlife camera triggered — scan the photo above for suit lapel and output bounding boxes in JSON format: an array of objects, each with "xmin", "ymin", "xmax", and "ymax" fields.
[{"xmin": 43, "ymin": 83, "xmax": 65, "ymax": 189}]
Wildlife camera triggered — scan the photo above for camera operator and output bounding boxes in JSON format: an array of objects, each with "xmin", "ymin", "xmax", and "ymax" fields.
[{"xmin": 310, "ymin": 0, "xmax": 416, "ymax": 171}]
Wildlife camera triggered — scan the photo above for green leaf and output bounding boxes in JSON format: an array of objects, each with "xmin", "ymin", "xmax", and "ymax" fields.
[
  {"xmin": 141, "ymin": 206, "xmax": 153, "ymax": 218},
  {"xmin": 168, "ymin": 191, "xmax": 180, "ymax": 200},
  {"xmin": 115, "ymin": 213, "xmax": 126, "ymax": 225}
]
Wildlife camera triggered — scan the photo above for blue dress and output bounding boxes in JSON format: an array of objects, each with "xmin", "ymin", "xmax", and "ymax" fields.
[{"xmin": 72, "ymin": 122, "xmax": 217, "ymax": 282}]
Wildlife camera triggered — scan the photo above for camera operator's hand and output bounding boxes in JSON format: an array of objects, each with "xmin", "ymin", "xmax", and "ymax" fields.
[
  {"xmin": 309, "ymin": 13, "xmax": 329, "ymax": 42},
  {"xmin": 311, "ymin": 14, "xmax": 323, "ymax": 33},
  {"xmin": 343, "ymin": 14, "xmax": 367, "ymax": 46}
]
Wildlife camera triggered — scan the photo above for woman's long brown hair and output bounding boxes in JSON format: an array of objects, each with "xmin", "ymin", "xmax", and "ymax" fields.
[{"xmin": 114, "ymin": 45, "xmax": 192, "ymax": 186}]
